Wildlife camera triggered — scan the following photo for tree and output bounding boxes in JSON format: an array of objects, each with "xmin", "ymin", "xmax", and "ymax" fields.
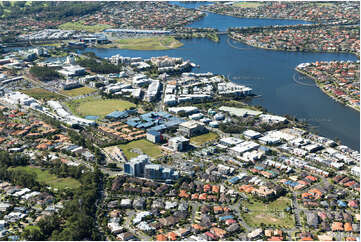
[
  {"xmin": 76, "ymin": 57, "xmax": 120, "ymax": 74},
  {"xmin": 29, "ymin": 65, "xmax": 62, "ymax": 82},
  {"xmin": 37, "ymin": 216, "xmax": 60, "ymax": 238},
  {"xmin": 22, "ymin": 226, "xmax": 44, "ymax": 241}
]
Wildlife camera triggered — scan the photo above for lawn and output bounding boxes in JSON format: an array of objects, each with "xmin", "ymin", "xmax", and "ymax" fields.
[
  {"xmin": 100, "ymin": 37, "xmax": 183, "ymax": 50},
  {"xmin": 314, "ymin": 2, "xmax": 335, "ymax": 7},
  {"xmin": 190, "ymin": 132, "xmax": 219, "ymax": 146},
  {"xmin": 35, "ymin": 43, "xmax": 62, "ymax": 47},
  {"xmin": 242, "ymin": 196, "xmax": 295, "ymax": 228},
  {"xmin": 9, "ymin": 166, "xmax": 81, "ymax": 191},
  {"xmin": 118, "ymin": 139, "xmax": 163, "ymax": 160},
  {"xmin": 233, "ymin": 2, "xmax": 264, "ymax": 8},
  {"xmin": 22, "ymin": 88, "xmax": 65, "ymax": 101},
  {"xmin": 60, "ymin": 86, "xmax": 97, "ymax": 97},
  {"xmin": 67, "ymin": 96, "xmax": 136, "ymax": 118},
  {"xmin": 59, "ymin": 21, "xmax": 113, "ymax": 32}
]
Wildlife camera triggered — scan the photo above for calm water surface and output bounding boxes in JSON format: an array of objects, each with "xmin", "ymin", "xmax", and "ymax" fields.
[{"xmin": 172, "ymin": 1, "xmax": 312, "ymax": 30}]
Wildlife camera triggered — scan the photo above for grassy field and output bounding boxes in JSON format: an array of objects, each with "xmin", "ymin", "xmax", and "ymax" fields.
[
  {"xmin": 22, "ymin": 88, "xmax": 65, "ymax": 101},
  {"xmin": 60, "ymin": 86, "xmax": 97, "ymax": 97},
  {"xmin": 59, "ymin": 21, "xmax": 112, "ymax": 32},
  {"xmin": 100, "ymin": 37, "xmax": 183, "ymax": 50},
  {"xmin": 35, "ymin": 43, "xmax": 62, "ymax": 47},
  {"xmin": 9, "ymin": 166, "xmax": 81, "ymax": 190},
  {"xmin": 314, "ymin": 2, "xmax": 335, "ymax": 7},
  {"xmin": 66, "ymin": 96, "xmax": 136, "ymax": 118},
  {"xmin": 190, "ymin": 132, "xmax": 219, "ymax": 146},
  {"xmin": 233, "ymin": 2, "xmax": 264, "ymax": 8},
  {"xmin": 242, "ymin": 197, "xmax": 295, "ymax": 228},
  {"xmin": 118, "ymin": 139, "xmax": 163, "ymax": 160}
]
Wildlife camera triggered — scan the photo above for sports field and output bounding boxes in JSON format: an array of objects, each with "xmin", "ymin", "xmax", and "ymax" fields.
[
  {"xmin": 233, "ymin": 2, "xmax": 263, "ymax": 8},
  {"xmin": 242, "ymin": 197, "xmax": 295, "ymax": 228},
  {"xmin": 118, "ymin": 139, "xmax": 163, "ymax": 160},
  {"xmin": 60, "ymin": 87, "xmax": 97, "ymax": 97},
  {"xmin": 9, "ymin": 166, "xmax": 81, "ymax": 190},
  {"xmin": 190, "ymin": 132, "xmax": 219, "ymax": 146},
  {"xmin": 67, "ymin": 96, "xmax": 136, "ymax": 118}
]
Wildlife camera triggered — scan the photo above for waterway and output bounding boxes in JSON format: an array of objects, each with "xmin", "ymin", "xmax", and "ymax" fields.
[
  {"xmin": 173, "ymin": 1, "xmax": 312, "ymax": 31},
  {"xmin": 80, "ymin": 4, "xmax": 360, "ymax": 150}
]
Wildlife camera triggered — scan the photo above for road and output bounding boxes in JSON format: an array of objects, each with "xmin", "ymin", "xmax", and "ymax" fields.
[
  {"xmin": 123, "ymin": 210, "xmax": 152, "ymax": 241},
  {"xmin": 229, "ymin": 200, "xmax": 252, "ymax": 232},
  {"xmin": 95, "ymin": 179, "xmax": 107, "ymax": 240},
  {"xmin": 190, "ymin": 201, "xmax": 200, "ymax": 223},
  {"xmin": 291, "ymin": 193, "xmax": 302, "ymax": 228}
]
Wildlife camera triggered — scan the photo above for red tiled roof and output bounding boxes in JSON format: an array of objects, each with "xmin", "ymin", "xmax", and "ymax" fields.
[
  {"xmin": 331, "ymin": 222, "xmax": 343, "ymax": 231},
  {"xmin": 156, "ymin": 234, "xmax": 167, "ymax": 241},
  {"xmin": 268, "ymin": 236, "xmax": 283, "ymax": 241},
  {"xmin": 300, "ymin": 237, "xmax": 313, "ymax": 241}
]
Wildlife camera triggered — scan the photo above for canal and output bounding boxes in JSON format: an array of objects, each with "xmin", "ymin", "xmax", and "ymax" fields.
[{"xmin": 80, "ymin": 3, "xmax": 360, "ymax": 150}]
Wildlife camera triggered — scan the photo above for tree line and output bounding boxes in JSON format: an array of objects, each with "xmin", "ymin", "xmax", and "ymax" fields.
[
  {"xmin": 29, "ymin": 65, "xmax": 62, "ymax": 82},
  {"xmin": 67, "ymin": 129, "xmax": 105, "ymax": 164},
  {"xmin": 0, "ymin": 151, "xmax": 40, "ymax": 189},
  {"xmin": 22, "ymin": 166, "xmax": 105, "ymax": 241},
  {"xmin": 0, "ymin": 149, "xmax": 105, "ymax": 240},
  {"xmin": 76, "ymin": 57, "xmax": 122, "ymax": 74}
]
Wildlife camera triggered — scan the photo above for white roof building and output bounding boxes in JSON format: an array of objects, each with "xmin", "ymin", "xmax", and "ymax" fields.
[
  {"xmin": 219, "ymin": 137, "xmax": 244, "ymax": 147},
  {"xmin": 229, "ymin": 141, "xmax": 259, "ymax": 156},
  {"xmin": 13, "ymin": 188, "xmax": 31, "ymax": 197},
  {"xmin": 168, "ymin": 106, "xmax": 199, "ymax": 115},
  {"xmin": 258, "ymin": 135, "xmax": 281, "ymax": 145},
  {"xmin": 58, "ymin": 65, "xmax": 85, "ymax": 77},
  {"xmin": 136, "ymin": 221, "xmax": 154, "ymax": 232},
  {"xmin": 351, "ymin": 166, "xmax": 360, "ymax": 176},
  {"xmin": 243, "ymin": 129, "xmax": 262, "ymax": 139},
  {"xmin": 108, "ymin": 222, "xmax": 124, "ymax": 234},
  {"xmin": 259, "ymin": 114, "xmax": 287, "ymax": 123},
  {"xmin": 133, "ymin": 211, "xmax": 152, "ymax": 225}
]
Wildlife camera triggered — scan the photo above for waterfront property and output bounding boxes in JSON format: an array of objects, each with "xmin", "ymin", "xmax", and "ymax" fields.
[{"xmin": 296, "ymin": 61, "xmax": 360, "ymax": 111}]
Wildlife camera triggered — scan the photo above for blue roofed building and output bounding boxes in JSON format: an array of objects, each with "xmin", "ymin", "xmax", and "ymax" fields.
[
  {"xmin": 85, "ymin": 115, "xmax": 99, "ymax": 120},
  {"xmin": 146, "ymin": 130, "xmax": 162, "ymax": 143},
  {"xmin": 228, "ymin": 176, "xmax": 240, "ymax": 184},
  {"xmin": 337, "ymin": 200, "xmax": 347, "ymax": 208},
  {"xmin": 148, "ymin": 124, "xmax": 167, "ymax": 132},
  {"xmin": 164, "ymin": 118, "xmax": 185, "ymax": 129},
  {"xmin": 105, "ymin": 110, "xmax": 129, "ymax": 120},
  {"xmin": 219, "ymin": 215, "xmax": 234, "ymax": 221},
  {"xmin": 137, "ymin": 121, "xmax": 154, "ymax": 129},
  {"xmin": 125, "ymin": 111, "xmax": 184, "ymax": 133},
  {"xmin": 254, "ymin": 166, "xmax": 265, "ymax": 171}
]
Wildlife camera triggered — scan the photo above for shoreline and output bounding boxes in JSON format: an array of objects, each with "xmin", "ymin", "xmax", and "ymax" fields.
[
  {"xmin": 295, "ymin": 68, "xmax": 360, "ymax": 112},
  {"xmin": 94, "ymin": 44, "xmax": 183, "ymax": 51},
  {"xmin": 199, "ymin": 9, "xmax": 316, "ymax": 24},
  {"xmin": 228, "ymin": 34, "xmax": 359, "ymax": 58},
  {"xmin": 197, "ymin": 7, "xmax": 358, "ymax": 25}
]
